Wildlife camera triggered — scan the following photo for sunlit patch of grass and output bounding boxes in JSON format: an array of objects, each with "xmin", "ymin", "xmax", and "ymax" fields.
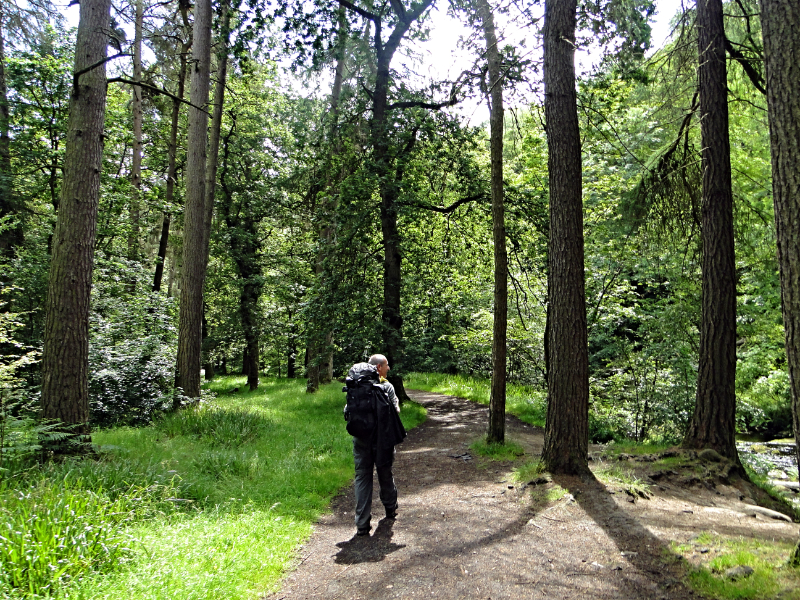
[
  {"xmin": 675, "ymin": 533, "xmax": 800, "ymax": 599},
  {"xmin": 513, "ymin": 459, "xmax": 545, "ymax": 484},
  {"xmin": 595, "ymin": 463, "xmax": 652, "ymax": 498},
  {"xmin": 652, "ymin": 455, "xmax": 692, "ymax": 468},
  {"xmin": 469, "ymin": 438, "xmax": 525, "ymax": 461},
  {"xmin": 0, "ymin": 376, "xmax": 426, "ymax": 599},
  {"xmin": 399, "ymin": 399, "xmax": 427, "ymax": 431},
  {"xmin": 405, "ymin": 372, "xmax": 546, "ymax": 427}
]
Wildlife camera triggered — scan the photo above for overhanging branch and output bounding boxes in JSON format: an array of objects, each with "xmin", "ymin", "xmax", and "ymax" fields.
[
  {"xmin": 400, "ymin": 193, "xmax": 487, "ymax": 213},
  {"xmin": 107, "ymin": 77, "xmax": 209, "ymax": 113}
]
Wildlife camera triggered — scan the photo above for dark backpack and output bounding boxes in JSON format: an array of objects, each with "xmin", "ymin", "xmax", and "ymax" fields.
[{"xmin": 342, "ymin": 363, "xmax": 387, "ymax": 440}]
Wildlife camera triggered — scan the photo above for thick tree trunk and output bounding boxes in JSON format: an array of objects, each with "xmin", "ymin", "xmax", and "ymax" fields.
[
  {"xmin": 175, "ymin": 0, "xmax": 212, "ymax": 402},
  {"xmin": 541, "ymin": 0, "xmax": 589, "ymax": 474},
  {"xmin": 760, "ymin": 0, "xmax": 800, "ymax": 472},
  {"xmin": 477, "ymin": 0, "xmax": 507, "ymax": 445},
  {"xmin": 40, "ymin": 0, "xmax": 112, "ymax": 447},
  {"xmin": 128, "ymin": 0, "xmax": 143, "ymax": 262},
  {"xmin": 202, "ymin": 0, "xmax": 231, "ymax": 264},
  {"xmin": 683, "ymin": 0, "xmax": 740, "ymax": 462}
]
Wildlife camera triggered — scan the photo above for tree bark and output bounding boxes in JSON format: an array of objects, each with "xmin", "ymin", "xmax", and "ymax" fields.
[
  {"xmin": 477, "ymin": 0, "xmax": 507, "ymax": 445},
  {"xmin": 40, "ymin": 0, "xmax": 112, "ymax": 447},
  {"xmin": 175, "ymin": 0, "xmax": 212, "ymax": 402},
  {"xmin": 541, "ymin": 0, "xmax": 589, "ymax": 474},
  {"xmin": 683, "ymin": 0, "xmax": 740, "ymax": 463},
  {"xmin": 760, "ymin": 0, "xmax": 800, "ymax": 472},
  {"xmin": 128, "ymin": 0, "xmax": 143, "ymax": 263}
]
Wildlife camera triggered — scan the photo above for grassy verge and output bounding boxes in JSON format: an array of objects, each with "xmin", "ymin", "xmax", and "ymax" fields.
[
  {"xmin": 0, "ymin": 376, "xmax": 426, "ymax": 599},
  {"xmin": 405, "ymin": 372, "xmax": 546, "ymax": 427},
  {"xmin": 672, "ymin": 532, "xmax": 800, "ymax": 599}
]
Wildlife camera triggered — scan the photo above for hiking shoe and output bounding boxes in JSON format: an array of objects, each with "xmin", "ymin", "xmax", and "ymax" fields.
[
  {"xmin": 356, "ymin": 527, "xmax": 370, "ymax": 536},
  {"xmin": 385, "ymin": 504, "xmax": 398, "ymax": 519}
]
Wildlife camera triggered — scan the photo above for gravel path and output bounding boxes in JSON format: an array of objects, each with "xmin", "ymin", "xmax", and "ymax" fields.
[{"xmin": 266, "ymin": 390, "xmax": 743, "ymax": 599}]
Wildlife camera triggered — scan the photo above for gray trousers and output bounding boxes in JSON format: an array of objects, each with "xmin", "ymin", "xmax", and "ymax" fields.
[{"xmin": 353, "ymin": 437, "xmax": 397, "ymax": 531}]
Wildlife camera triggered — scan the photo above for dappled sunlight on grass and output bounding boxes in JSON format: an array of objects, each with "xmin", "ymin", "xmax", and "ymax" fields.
[
  {"xmin": 0, "ymin": 376, "xmax": 427, "ymax": 599},
  {"xmin": 406, "ymin": 372, "xmax": 546, "ymax": 427}
]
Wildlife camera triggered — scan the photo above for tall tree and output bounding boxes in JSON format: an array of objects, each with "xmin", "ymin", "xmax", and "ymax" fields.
[
  {"xmin": 540, "ymin": 0, "xmax": 589, "ymax": 474},
  {"xmin": 682, "ymin": 0, "xmax": 739, "ymax": 461},
  {"xmin": 40, "ymin": 0, "xmax": 112, "ymax": 446},
  {"xmin": 153, "ymin": 5, "xmax": 191, "ymax": 293},
  {"xmin": 760, "ymin": 0, "xmax": 800, "ymax": 470},
  {"xmin": 306, "ymin": 6, "xmax": 348, "ymax": 394},
  {"xmin": 476, "ymin": 0, "xmax": 507, "ymax": 444},
  {"xmin": 175, "ymin": 0, "xmax": 212, "ymax": 401},
  {"xmin": 128, "ymin": 0, "xmax": 143, "ymax": 262}
]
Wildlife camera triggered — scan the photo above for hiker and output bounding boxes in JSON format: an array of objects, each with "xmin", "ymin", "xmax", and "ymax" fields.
[{"xmin": 344, "ymin": 354, "xmax": 405, "ymax": 536}]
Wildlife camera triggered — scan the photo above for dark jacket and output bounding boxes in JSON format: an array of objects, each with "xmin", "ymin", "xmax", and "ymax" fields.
[{"xmin": 346, "ymin": 363, "xmax": 406, "ymax": 465}]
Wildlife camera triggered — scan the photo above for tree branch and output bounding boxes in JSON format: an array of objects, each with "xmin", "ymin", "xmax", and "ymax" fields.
[
  {"xmin": 724, "ymin": 35, "xmax": 766, "ymax": 95},
  {"xmin": 107, "ymin": 77, "xmax": 209, "ymax": 113},
  {"xmin": 334, "ymin": 0, "xmax": 379, "ymax": 23},
  {"xmin": 387, "ymin": 97, "xmax": 458, "ymax": 111},
  {"xmin": 73, "ymin": 52, "xmax": 132, "ymax": 93},
  {"xmin": 400, "ymin": 193, "xmax": 487, "ymax": 213}
]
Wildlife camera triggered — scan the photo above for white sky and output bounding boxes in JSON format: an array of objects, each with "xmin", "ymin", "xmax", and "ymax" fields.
[{"xmin": 59, "ymin": 0, "xmax": 687, "ymax": 124}]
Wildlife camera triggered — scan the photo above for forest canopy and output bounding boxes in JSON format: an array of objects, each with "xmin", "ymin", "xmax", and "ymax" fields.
[{"xmin": 0, "ymin": 0, "xmax": 794, "ymax": 451}]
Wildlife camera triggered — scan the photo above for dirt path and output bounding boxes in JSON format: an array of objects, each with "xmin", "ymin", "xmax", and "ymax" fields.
[{"xmin": 267, "ymin": 390, "xmax": 798, "ymax": 600}]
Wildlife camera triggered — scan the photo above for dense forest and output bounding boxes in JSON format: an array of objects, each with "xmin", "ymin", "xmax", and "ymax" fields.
[
  {"xmin": 2, "ymin": 0, "xmax": 800, "ymax": 596},
  {"xmin": 0, "ymin": 0, "xmax": 798, "ymax": 481},
  {"xmin": 0, "ymin": 0, "xmax": 797, "ymax": 448}
]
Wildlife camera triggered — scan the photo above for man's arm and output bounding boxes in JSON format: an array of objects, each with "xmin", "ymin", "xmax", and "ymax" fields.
[{"xmin": 381, "ymin": 381, "xmax": 400, "ymax": 413}]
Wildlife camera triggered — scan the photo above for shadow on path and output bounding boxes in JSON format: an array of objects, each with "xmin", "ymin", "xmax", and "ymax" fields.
[
  {"xmin": 553, "ymin": 473, "xmax": 701, "ymax": 599},
  {"xmin": 334, "ymin": 518, "xmax": 406, "ymax": 564}
]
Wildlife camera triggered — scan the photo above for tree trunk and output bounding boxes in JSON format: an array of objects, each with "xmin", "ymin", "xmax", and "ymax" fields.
[
  {"xmin": 40, "ymin": 0, "xmax": 112, "ymax": 448},
  {"xmin": 175, "ymin": 0, "xmax": 212, "ymax": 403},
  {"xmin": 367, "ymin": 0, "xmax": 434, "ymax": 405},
  {"xmin": 477, "ymin": 0, "xmax": 507, "ymax": 445},
  {"xmin": 241, "ymin": 346, "xmax": 249, "ymax": 375},
  {"xmin": 540, "ymin": 0, "xmax": 589, "ymax": 474},
  {"xmin": 307, "ymin": 8, "xmax": 347, "ymax": 393},
  {"xmin": 202, "ymin": 0, "xmax": 231, "ymax": 265},
  {"xmin": 760, "ymin": 0, "xmax": 800, "ymax": 474},
  {"xmin": 153, "ymin": 21, "xmax": 190, "ymax": 292},
  {"xmin": 683, "ymin": 0, "xmax": 740, "ymax": 462},
  {"xmin": 128, "ymin": 0, "xmax": 143, "ymax": 263},
  {"xmin": 240, "ymin": 279, "xmax": 260, "ymax": 390},
  {"xmin": 0, "ymin": 11, "xmax": 19, "ymax": 256}
]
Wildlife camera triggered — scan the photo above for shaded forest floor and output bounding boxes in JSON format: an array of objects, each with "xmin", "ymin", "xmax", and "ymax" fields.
[{"xmin": 267, "ymin": 390, "xmax": 800, "ymax": 600}]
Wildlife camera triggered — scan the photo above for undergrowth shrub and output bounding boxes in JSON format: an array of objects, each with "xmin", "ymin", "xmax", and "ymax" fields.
[
  {"xmin": 156, "ymin": 403, "xmax": 271, "ymax": 447},
  {"xmin": 89, "ymin": 261, "xmax": 178, "ymax": 427}
]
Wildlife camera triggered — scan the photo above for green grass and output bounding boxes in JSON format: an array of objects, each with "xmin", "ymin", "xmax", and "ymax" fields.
[
  {"xmin": 0, "ymin": 377, "xmax": 427, "ymax": 599},
  {"xmin": 405, "ymin": 372, "xmax": 546, "ymax": 427},
  {"xmin": 469, "ymin": 438, "xmax": 525, "ymax": 461},
  {"xmin": 600, "ymin": 441, "xmax": 673, "ymax": 456},
  {"xmin": 512, "ymin": 459, "xmax": 545, "ymax": 484},
  {"xmin": 594, "ymin": 463, "xmax": 652, "ymax": 498},
  {"xmin": 675, "ymin": 533, "xmax": 800, "ymax": 599}
]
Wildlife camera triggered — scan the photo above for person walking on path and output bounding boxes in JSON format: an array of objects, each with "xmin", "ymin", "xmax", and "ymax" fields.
[{"xmin": 347, "ymin": 354, "xmax": 405, "ymax": 536}]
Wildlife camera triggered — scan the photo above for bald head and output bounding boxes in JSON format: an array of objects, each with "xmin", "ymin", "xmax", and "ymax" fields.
[{"xmin": 368, "ymin": 354, "xmax": 390, "ymax": 378}]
